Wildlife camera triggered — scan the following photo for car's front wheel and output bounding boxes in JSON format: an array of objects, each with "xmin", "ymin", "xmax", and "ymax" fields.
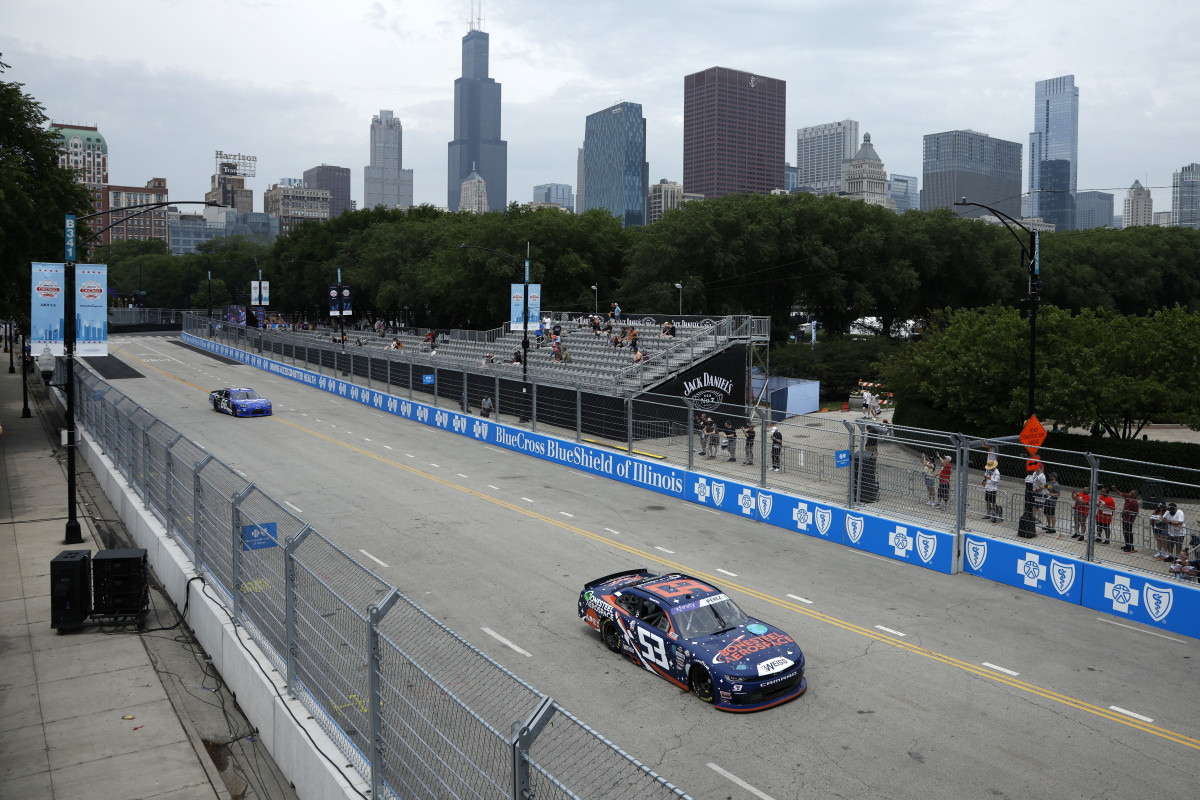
[
  {"xmin": 600, "ymin": 619, "xmax": 623, "ymax": 654},
  {"xmin": 690, "ymin": 667, "xmax": 716, "ymax": 704}
]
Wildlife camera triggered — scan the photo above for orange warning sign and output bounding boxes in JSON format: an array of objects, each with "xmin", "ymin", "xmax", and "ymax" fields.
[{"xmin": 1019, "ymin": 415, "xmax": 1047, "ymax": 455}]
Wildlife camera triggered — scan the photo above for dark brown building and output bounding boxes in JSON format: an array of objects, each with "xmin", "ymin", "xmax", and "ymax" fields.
[
  {"xmin": 104, "ymin": 178, "xmax": 169, "ymax": 245},
  {"xmin": 683, "ymin": 67, "xmax": 786, "ymax": 199},
  {"xmin": 303, "ymin": 164, "xmax": 353, "ymax": 218}
]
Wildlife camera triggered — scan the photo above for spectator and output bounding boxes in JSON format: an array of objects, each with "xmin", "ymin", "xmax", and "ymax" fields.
[
  {"xmin": 552, "ymin": 322, "xmax": 562, "ymax": 340},
  {"xmin": 632, "ymin": 349, "xmax": 644, "ymax": 363},
  {"xmin": 723, "ymin": 421, "xmax": 738, "ymax": 462},
  {"xmin": 424, "ymin": 329, "xmax": 436, "ymax": 345},
  {"xmin": 1119, "ymin": 489, "xmax": 1140, "ymax": 553},
  {"xmin": 1071, "ymin": 489, "xmax": 1091, "ymax": 541},
  {"xmin": 770, "ymin": 425, "xmax": 783, "ymax": 472},
  {"xmin": 695, "ymin": 414, "xmax": 709, "ymax": 454},
  {"xmin": 1024, "ymin": 462, "xmax": 1047, "ymax": 520},
  {"xmin": 703, "ymin": 417, "xmax": 718, "ymax": 459},
  {"xmin": 742, "ymin": 421, "xmax": 756, "ymax": 466},
  {"xmin": 390, "ymin": 338, "xmax": 402, "ymax": 350},
  {"xmin": 561, "ymin": 348, "xmax": 572, "ymax": 363},
  {"xmin": 355, "ymin": 338, "xmax": 363, "ymax": 346},
  {"xmin": 1043, "ymin": 472, "xmax": 1062, "ymax": 535},
  {"xmin": 508, "ymin": 349, "xmax": 522, "ymax": 365},
  {"xmin": 612, "ymin": 302, "xmax": 622, "ymax": 321},
  {"xmin": 481, "ymin": 395, "xmax": 493, "ymax": 418},
  {"xmin": 869, "ymin": 393, "xmax": 882, "ymax": 418},
  {"xmin": 602, "ymin": 318, "xmax": 613, "ymax": 336},
  {"xmin": 982, "ymin": 459, "xmax": 1001, "ymax": 523},
  {"xmin": 481, "ymin": 352, "xmax": 494, "ymax": 366},
  {"xmin": 535, "ymin": 321, "xmax": 546, "ymax": 348},
  {"xmin": 922, "ymin": 454, "xmax": 937, "ymax": 506},
  {"xmin": 936, "ymin": 454, "xmax": 953, "ymax": 509},
  {"xmin": 1096, "ymin": 486, "xmax": 1116, "ymax": 545},
  {"xmin": 861, "ymin": 389, "xmax": 872, "ymax": 416},
  {"xmin": 1151, "ymin": 503, "xmax": 1170, "ymax": 561},
  {"xmin": 1165, "ymin": 502, "xmax": 1186, "ymax": 560}
]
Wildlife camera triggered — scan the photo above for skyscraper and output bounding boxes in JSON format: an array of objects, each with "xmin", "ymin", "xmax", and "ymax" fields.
[
  {"xmin": 921, "ymin": 129, "xmax": 1022, "ymax": 220},
  {"xmin": 1122, "ymin": 179, "xmax": 1153, "ymax": 228},
  {"xmin": 1172, "ymin": 163, "xmax": 1200, "ymax": 229},
  {"xmin": 683, "ymin": 67, "xmax": 785, "ymax": 199},
  {"xmin": 1029, "ymin": 75, "xmax": 1079, "ymax": 230},
  {"xmin": 51, "ymin": 122, "xmax": 108, "ymax": 224},
  {"xmin": 840, "ymin": 133, "xmax": 893, "ymax": 210},
  {"xmin": 532, "ymin": 183, "xmax": 573, "ymax": 210},
  {"xmin": 1075, "ymin": 191, "xmax": 1113, "ymax": 230},
  {"xmin": 305, "ymin": 164, "xmax": 352, "ymax": 218},
  {"xmin": 887, "ymin": 174, "xmax": 919, "ymax": 213},
  {"xmin": 583, "ymin": 101, "xmax": 648, "ymax": 227},
  {"xmin": 646, "ymin": 179, "xmax": 703, "ymax": 225},
  {"xmin": 447, "ymin": 15, "xmax": 507, "ymax": 212},
  {"xmin": 365, "ymin": 111, "xmax": 414, "ymax": 210},
  {"xmin": 264, "ymin": 182, "xmax": 331, "ymax": 236},
  {"xmin": 796, "ymin": 120, "xmax": 859, "ymax": 196},
  {"xmin": 575, "ymin": 145, "xmax": 586, "ymax": 213},
  {"xmin": 459, "ymin": 167, "xmax": 489, "ymax": 214}
]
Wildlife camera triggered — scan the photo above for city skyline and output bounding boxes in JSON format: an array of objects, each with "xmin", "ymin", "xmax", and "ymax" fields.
[{"xmin": 4, "ymin": 1, "xmax": 1196, "ymax": 217}]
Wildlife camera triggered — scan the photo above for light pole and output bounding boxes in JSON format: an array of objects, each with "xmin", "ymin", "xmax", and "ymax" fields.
[
  {"xmin": 674, "ymin": 283, "xmax": 683, "ymax": 317},
  {"xmin": 954, "ymin": 197, "xmax": 1040, "ymax": 420},
  {"xmin": 7, "ymin": 319, "xmax": 14, "ymax": 373},
  {"xmin": 590, "ymin": 285, "xmax": 598, "ymax": 314},
  {"xmin": 459, "ymin": 242, "xmax": 531, "ymax": 383}
]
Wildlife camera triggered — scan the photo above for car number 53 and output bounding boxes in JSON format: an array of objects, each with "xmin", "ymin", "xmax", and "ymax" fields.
[{"xmin": 637, "ymin": 628, "xmax": 669, "ymax": 669}]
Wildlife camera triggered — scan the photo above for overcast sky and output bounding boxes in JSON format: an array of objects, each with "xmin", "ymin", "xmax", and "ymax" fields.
[{"xmin": 4, "ymin": 1, "xmax": 1197, "ymax": 216}]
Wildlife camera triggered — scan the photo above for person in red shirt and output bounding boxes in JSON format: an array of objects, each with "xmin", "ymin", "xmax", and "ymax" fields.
[
  {"xmin": 1071, "ymin": 490, "xmax": 1091, "ymax": 540},
  {"xmin": 1095, "ymin": 486, "xmax": 1117, "ymax": 545},
  {"xmin": 936, "ymin": 454, "xmax": 953, "ymax": 509}
]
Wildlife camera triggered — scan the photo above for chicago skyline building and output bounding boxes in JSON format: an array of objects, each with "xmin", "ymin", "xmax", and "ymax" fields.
[
  {"xmin": 1172, "ymin": 163, "xmax": 1200, "ymax": 229},
  {"xmin": 921, "ymin": 129, "xmax": 1022, "ymax": 220},
  {"xmin": 796, "ymin": 119, "xmax": 859, "ymax": 196},
  {"xmin": 646, "ymin": 179, "xmax": 703, "ymax": 225},
  {"xmin": 583, "ymin": 101, "xmax": 648, "ymax": 227},
  {"xmin": 1028, "ymin": 74, "xmax": 1079, "ymax": 231},
  {"xmin": 447, "ymin": 16, "xmax": 507, "ymax": 212},
  {"xmin": 840, "ymin": 133, "xmax": 894, "ymax": 210},
  {"xmin": 887, "ymin": 174, "xmax": 919, "ymax": 213},
  {"xmin": 264, "ymin": 182, "xmax": 332, "ymax": 237},
  {"xmin": 1122, "ymin": 179, "xmax": 1153, "ymax": 228},
  {"xmin": 104, "ymin": 178, "xmax": 169, "ymax": 245},
  {"xmin": 458, "ymin": 167, "xmax": 489, "ymax": 214},
  {"xmin": 575, "ymin": 146, "xmax": 586, "ymax": 213},
  {"xmin": 1075, "ymin": 190, "xmax": 1113, "ymax": 230},
  {"xmin": 51, "ymin": 122, "xmax": 108, "ymax": 223},
  {"xmin": 365, "ymin": 110, "xmax": 414, "ymax": 210},
  {"xmin": 532, "ymin": 183, "xmax": 573, "ymax": 210},
  {"xmin": 305, "ymin": 164, "xmax": 352, "ymax": 218},
  {"xmin": 683, "ymin": 66, "xmax": 785, "ymax": 199}
]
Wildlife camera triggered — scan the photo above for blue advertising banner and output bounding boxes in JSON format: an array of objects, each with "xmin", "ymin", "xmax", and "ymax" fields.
[
  {"xmin": 842, "ymin": 510, "xmax": 955, "ymax": 573},
  {"xmin": 76, "ymin": 264, "xmax": 108, "ymax": 356},
  {"xmin": 509, "ymin": 283, "xmax": 541, "ymax": 328},
  {"xmin": 328, "ymin": 285, "xmax": 352, "ymax": 316},
  {"xmin": 1081, "ymin": 563, "xmax": 1200, "ymax": 639},
  {"xmin": 756, "ymin": 488, "xmax": 845, "ymax": 545},
  {"xmin": 962, "ymin": 535, "xmax": 1083, "ymax": 605},
  {"xmin": 686, "ymin": 473, "xmax": 761, "ymax": 519},
  {"xmin": 240, "ymin": 521, "xmax": 278, "ymax": 551},
  {"xmin": 31, "ymin": 262, "xmax": 66, "ymax": 356}
]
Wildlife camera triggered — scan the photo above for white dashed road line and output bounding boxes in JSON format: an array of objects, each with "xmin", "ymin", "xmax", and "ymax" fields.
[
  {"xmin": 487, "ymin": 485, "xmax": 501, "ymax": 491},
  {"xmin": 383, "ymin": 445, "xmax": 392, "ymax": 450},
  {"xmin": 983, "ymin": 662, "xmax": 1020, "ymax": 676},
  {"xmin": 457, "ymin": 473, "xmax": 469, "ymax": 478},
  {"xmin": 358, "ymin": 549, "xmax": 389, "ymax": 568},
  {"xmin": 1097, "ymin": 618, "xmax": 1186, "ymax": 642},
  {"xmin": 655, "ymin": 546, "xmax": 674, "ymax": 554},
  {"xmin": 707, "ymin": 763, "xmax": 776, "ymax": 800},
  {"xmin": 559, "ymin": 512, "xmax": 574, "ymax": 518},
  {"xmin": 1109, "ymin": 706, "xmax": 1154, "ymax": 723},
  {"xmin": 521, "ymin": 497, "xmax": 534, "ymax": 503},
  {"xmin": 716, "ymin": 568, "xmax": 737, "ymax": 577},
  {"xmin": 481, "ymin": 627, "xmax": 532, "ymax": 658},
  {"xmin": 429, "ymin": 463, "xmax": 440, "ymax": 468},
  {"xmin": 603, "ymin": 528, "xmax": 621, "ymax": 536},
  {"xmin": 874, "ymin": 625, "xmax": 906, "ymax": 637},
  {"xmin": 284, "ymin": 501, "xmax": 304, "ymax": 514},
  {"xmin": 786, "ymin": 594, "xmax": 813, "ymax": 604}
]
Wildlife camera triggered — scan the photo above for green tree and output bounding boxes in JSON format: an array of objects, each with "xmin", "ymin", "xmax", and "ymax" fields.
[{"xmin": 0, "ymin": 56, "xmax": 93, "ymax": 321}]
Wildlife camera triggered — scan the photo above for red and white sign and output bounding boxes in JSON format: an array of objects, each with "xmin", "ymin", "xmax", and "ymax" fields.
[
  {"xmin": 36, "ymin": 280, "xmax": 61, "ymax": 299},
  {"xmin": 79, "ymin": 281, "xmax": 104, "ymax": 300}
]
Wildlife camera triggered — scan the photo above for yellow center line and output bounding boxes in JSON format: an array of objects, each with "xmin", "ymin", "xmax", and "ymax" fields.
[{"xmin": 130, "ymin": 351, "xmax": 1200, "ymax": 752}]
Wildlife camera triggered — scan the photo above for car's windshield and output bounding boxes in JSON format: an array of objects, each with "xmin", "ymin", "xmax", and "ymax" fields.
[
  {"xmin": 231, "ymin": 390, "xmax": 260, "ymax": 400},
  {"xmin": 670, "ymin": 594, "xmax": 750, "ymax": 638}
]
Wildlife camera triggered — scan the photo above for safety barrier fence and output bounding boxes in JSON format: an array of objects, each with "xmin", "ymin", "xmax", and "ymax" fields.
[
  {"xmin": 175, "ymin": 322, "xmax": 1200, "ymax": 641},
  {"xmin": 64, "ymin": 361, "xmax": 692, "ymax": 800},
  {"xmin": 110, "ymin": 307, "xmax": 189, "ymax": 325}
]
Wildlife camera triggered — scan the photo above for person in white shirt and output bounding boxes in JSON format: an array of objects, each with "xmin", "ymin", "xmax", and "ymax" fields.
[
  {"xmin": 982, "ymin": 459, "xmax": 1001, "ymax": 522},
  {"xmin": 1164, "ymin": 503, "xmax": 1186, "ymax": 560}
]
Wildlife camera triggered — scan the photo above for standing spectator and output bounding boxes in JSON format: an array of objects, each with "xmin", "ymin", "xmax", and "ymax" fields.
[
  {"xmin": 1095, "ymin": 486, "xmax": 1116, "ymax": 545},
  {"xmin": 481, "ymin": 395, "xmax": 493, "ymax": 418},
  {"xmin": 743, "ymin": 421, "xmax": 756, "ymax": 466},
  {"xmin": 1151, "ymin": 503, "xmax": 1170, "ymax": 560},
  {"xmin": 922, "ymin": 454, "xmax": 937, "ymax": 506},
  {"xmin": 696, "ymin": 414, "xmax": 709, "ymax": 455},
  {"xmin": 1043, "ymin": 472, "xmax": 1062, "ymax": 534},
  {"xmin": 869, "ymin": 393, "xmax": 882, "ymax": 418},
  {"xmin": 1071, "ymin": 489, "xmax": 1091, "ymax": 540},
  {"xmin": 723, "ymin": 420, "xmax": 737, "ymax": 462},
  {"xmin": 1164, "ymin": 502, "xmax": 1186, "ymax": 560},
  {"xmin": 982, "ymin": 459, "xmax": 1001, "ymax": 523},
  {"xmin": 535, "ymin": 320, "xmax": 546, "ymax": 348},
  {"xmin": 703, "ymin": 417, "xmax": 718, "ymax": 459},
  {"xmin": 1024, "ymin": 463, "xmax": 1046, "ymax": 520},
  {"xmin": 612, "ymin": 302, "xmax": 622, "ymax": 321},
  {"xmin": 770, "ymin": 425, "xmax": 783, "ymax": 472},
  {"xmin": 936, "ymin": 454, "xmax": 953, "ymax": 509},
  {"xmin": 1119, "ymin": 489, "xmax": 1140, "ymax": 553},
  {"xmin": 861, "ymin": 389, "xmax": 872, "ymax": 416}
]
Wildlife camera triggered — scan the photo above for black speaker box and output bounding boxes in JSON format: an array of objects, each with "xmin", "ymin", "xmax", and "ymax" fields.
[
  {"xmin": 92, "ymin": 548, "xmax": 148, "ymax": 618},
  {"xmin": 51, "ymin": 550, "xmax": 92, "ymax": 631}
]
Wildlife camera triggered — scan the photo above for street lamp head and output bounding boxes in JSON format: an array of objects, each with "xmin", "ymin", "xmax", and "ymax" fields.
[
  {"xmin": 674, "ymin": 283, "xmax": 682, "ymax": 289},
  {"xmin": 590, "ymin": 285, "xmax": 597, "ymax": 291}
]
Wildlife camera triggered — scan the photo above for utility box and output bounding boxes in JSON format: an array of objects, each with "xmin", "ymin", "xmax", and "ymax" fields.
[
  {"xmin": 92, "ymin": 548, "xmax": 149, "ymax": 623},
  {"xmin": 51, "ymin": 550, "xmax": 92, "ymax": 632}
]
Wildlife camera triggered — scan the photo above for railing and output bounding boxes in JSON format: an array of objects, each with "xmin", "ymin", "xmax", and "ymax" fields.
[{"xmin": 61, "ymin": 358, "xmax": 692, "ymax": 800}]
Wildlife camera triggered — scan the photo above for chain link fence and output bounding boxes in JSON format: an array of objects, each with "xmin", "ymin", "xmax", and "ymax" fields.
[{"xmin": 64, "ymin": 361, "xmax": 692, "ymax": 800}]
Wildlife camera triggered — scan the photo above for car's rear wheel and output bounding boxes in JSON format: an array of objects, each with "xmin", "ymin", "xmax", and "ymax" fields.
[
  {"xmin": 212, "ymin": 400, "xmax": 219, "ymax": 412},
  {"xmin": 599, "ymin": 619, "xmax": 623, "ymax": 654},
  {"xmin": 690, "ymin": 667, "xmax": 716, "ymax": 704}
]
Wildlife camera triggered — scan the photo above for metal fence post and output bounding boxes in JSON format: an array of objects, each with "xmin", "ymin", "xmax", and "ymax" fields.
[
  {"xmin": 625, "ymin": 391, "xmax": 634, "ymax": 454},
  {"xmin": 1085, "ymin": 452, "xmax": 1100, "ymax": 561},
  {"xmin": 386, "ymin": 357, "xmax": 391, "ymax": 393},
  {"xmin": 683, "ymin": 398, "xmax": 695, "ymax": 471},
  {"xmin": 531, "ymin": 378, "xmax": 538, "ymax": 432},
  {"xmin": 408, "ymin": 362, "xmax": 413, "ymax": 400},
  {"xmin": 755, "ymin": 407, "xmax": 770, "ymax": 487},
  {"xmin": 140, "ymin": 427, "xmax": 150, "ymax": 502},
  {"xmin": 575, "ymin": 384, "xmax": 582, "ymax": 442},
  {"xmin": 843, "ymin": 421, "xmax": 857, "ymax": 508},
  {"xmin": 953, "ymin": 433, "xmax": 968, "ymax": 534},
  {"xmin": 230, "ymin": 484, "xmax": 255, "ymax": 624},
  {"xmin": 494, "ymin": 376, "xmax": 500, "ymax": 422},
  {"xmin": 283, "ymin": 525, "xmax": 312, "ymax": 697},
  {"xmin": 511, "ymin": 698, "xmax": 557, "ymax": 800},
  {"xmin": 366, "ymin": 353, "xmax": 372, "ymax": 391},
  {"xmin": 432, "ymin": 367, "xmax": 439, "ymax": 408},
  {"xmin": 367, "ymin": 590, "xmax": 400, "ymax": 800},
  {"xmin": 192, "ymin": 455, "xmax": 214, "ymax": 574},
  {"xmin": 462, "ymin": 369, "xmax": 469, "ymax": 415}
]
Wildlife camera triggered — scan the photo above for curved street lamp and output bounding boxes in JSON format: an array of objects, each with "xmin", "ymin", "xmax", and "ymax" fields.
[
  {"xmin": 674, "ymin": 282, "xmax": 683, "ymax": 317},
  {"xmin": 954, "ymin": 197, "xmax": 1041, "ymax": 420}
]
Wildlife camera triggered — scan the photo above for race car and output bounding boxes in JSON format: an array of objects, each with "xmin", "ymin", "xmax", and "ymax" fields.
[
  {"xmin": 578, "ymin": 569, "xmax": 806, "ymax": 712},
  {"xmin": 209, "ymin": 387, "xmax": 273, "ymax": 417}
]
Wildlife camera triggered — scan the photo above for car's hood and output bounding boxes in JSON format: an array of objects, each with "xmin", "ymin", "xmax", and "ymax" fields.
[{"xmin": 690, "ymin": 620, "xmax": 802, "ymax": 678}]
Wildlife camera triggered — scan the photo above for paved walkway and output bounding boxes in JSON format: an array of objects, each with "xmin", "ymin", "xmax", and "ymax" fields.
[{"xmin": 0, "ymin": 359, "xmax": 227, "ymax": 799}]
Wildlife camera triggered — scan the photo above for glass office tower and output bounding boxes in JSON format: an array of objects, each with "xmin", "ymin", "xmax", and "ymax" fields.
[
  {"xmin": 1028, "ymin": 75, "xmax": 1078, "ymax": 229},
  {"xmin": 921, "ymin": 129, "xmax": 1022, "ymax": 220},
  {"xmin": 447, "ymin": 22, "xmax": 507, "ymax": 212},
  {"xmin": 583, "ymin": 102, "xmax": 648, "ymax": 227}
]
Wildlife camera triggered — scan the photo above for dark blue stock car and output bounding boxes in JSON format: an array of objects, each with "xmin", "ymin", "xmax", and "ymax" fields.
[
  {"xmin": 579, "ymin": 569, "xmax": 807, "ymax": 711},
  {"xmin": 209, "ymin": 387, "xmax": 273, "ymax": 417}
]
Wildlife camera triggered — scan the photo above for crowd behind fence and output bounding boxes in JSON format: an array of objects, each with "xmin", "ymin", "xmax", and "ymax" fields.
[
  {"xmin": 65, "ymin": 360, "xmax": 692, "ymax": 800},
  {"xmin": 182, "ymin": 314, "xmax": 1200, "ymax": 584}
]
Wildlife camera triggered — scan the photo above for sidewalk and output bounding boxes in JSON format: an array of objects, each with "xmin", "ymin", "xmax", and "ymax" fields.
[{"xmin": 0, "ymin": 361, "xmax": 228, "ymax": 799}]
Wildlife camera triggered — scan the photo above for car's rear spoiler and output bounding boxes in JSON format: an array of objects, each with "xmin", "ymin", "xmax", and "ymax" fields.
[{"xmin": 584, "ymin": 568, "xmax": 652, "ymax": 590}]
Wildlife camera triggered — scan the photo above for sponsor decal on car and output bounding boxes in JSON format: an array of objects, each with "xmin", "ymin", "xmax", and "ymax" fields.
[
  {"xmin": 757, "ymin": 656, "xmax": 793, "ymax": 676},
  {"xmin": 712, "ymin": 632, "xmax": 794, "ymax": 664}
]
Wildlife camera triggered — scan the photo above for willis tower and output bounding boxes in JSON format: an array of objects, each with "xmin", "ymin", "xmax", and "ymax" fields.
[{"xmin": 447, "ymin": 9, "xmax": 507, "ymax": 212}]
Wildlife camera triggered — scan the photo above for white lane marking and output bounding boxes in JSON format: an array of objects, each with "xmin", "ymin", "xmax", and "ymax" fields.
[
  {"xmin": 284, "ymin": 501, "xmax": 304, "ymax": 514},
  {"xmin": 875, "ymin": 625, "xmax": 906, "ymax": 637},
  {"xmin": 1097, "ymin": 618, "xmax": 1187, "ymax": 643},
  {"xmin": 604, "ymin": 528, "xmax": 621, "ymax": 535},
  {"xmin": 982, "ymin": 662, "xmax": 1020, "ymax": 676},
  {"xmin": 363, "ymin": 437, "xmax": 372, "ymax": 442},
  {"xmin": 858, "ymin": 551, "xmax": 893, "ymax": 563},
  {"xmin": 786, "ymin": 594, "xmax": 813, "ymax": 604},
  {"xmin": 358, "ymin": 549, "xmax": 389, "ymax": 568},
  {"xmin": 301, "ymin": 413, "xmax": 308, "ymax": 416},
  {"xmin": 429, "ymin": 463, "xmax": 440, "ymax": 468},
  {"xmin": 481, "ymin": 627, "xmax": 532, "ymax": 658},
  {"xmin": 1109, "ymin": 706, "xmax": 1154, "ymax": 723},
  {"xmin": 405, "ymin": 453, "xmax": 414, "ymax": 458},
  {"xmin": 384, "ymin": 445, "xmax": 392, "ymax": 450},
  {"xmin": 521, "ymin": 497, "xmax": 534, "ymax": 503},
  {"xmin": 487, "ymin": 485, "xmax": 501, "ymax": 491},
  {"xmin": 457, "ymin": 473, "xmax": 469, "ymax": 478},
  {"xmin": 716, "ymin": 568, "xmax": 737, "ymax": 577},
  {"xmin": 559, "ymin": 511, "xmax": 574, "ymax": 518},
  {"xmin": 707, "ymin": 763, "xmax": 776, "ymax": 800},
  {"xmin": 655, "ymin": 546, "xmax": 674, "ymax": 554},
  {"xmin": 484, "ymin": 446, "xmax": 504, "ymax": 454}
]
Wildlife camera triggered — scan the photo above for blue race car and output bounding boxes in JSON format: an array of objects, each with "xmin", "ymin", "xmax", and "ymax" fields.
[
  {"xmin": 579, "ymin": 569, "xmax": 806, "ymax": 712},
  {"xmin": 209, "ymin": 387, "xmax": 273, "ymax": 417}
]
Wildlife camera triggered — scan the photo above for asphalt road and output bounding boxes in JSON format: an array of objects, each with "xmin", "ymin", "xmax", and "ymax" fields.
[{"xmin": 98, "ymin": 333, "xmax": 1200, "ymax": 800}]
